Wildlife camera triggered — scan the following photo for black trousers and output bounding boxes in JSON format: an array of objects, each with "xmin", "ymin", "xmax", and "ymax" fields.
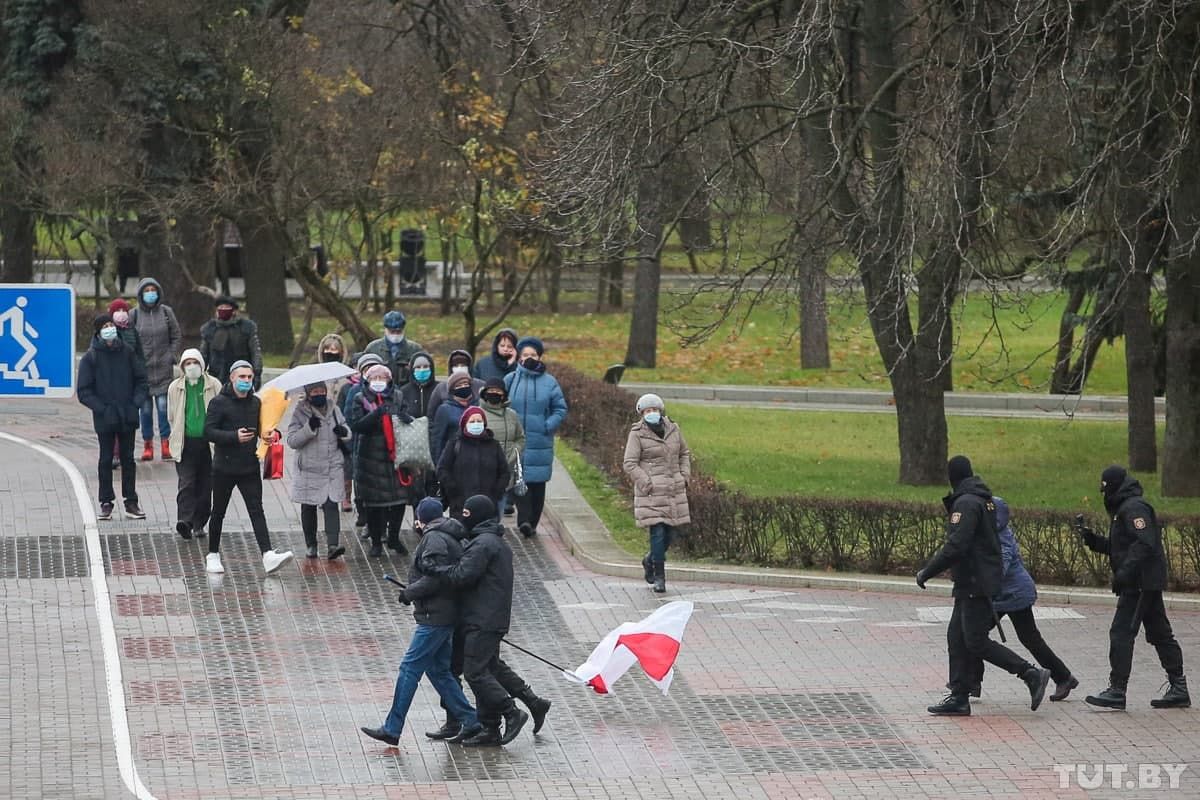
[
  {"xmin": 175, "ymin": 437, "xmax": 212, "ymax": 530},
  {"xmin": 516, "ymin": 481, "xmax": 547, "ymax": 530},
  {"xmin": 947, "ymin": 595, "xmax": 1032, "ymax": 696},
  {"xmin": 441, "ymin": 624, "xmax": 530, "ymax": 716},
  {"xmin": 462, "ymin": 628, "xmax": 520, "ymax": 728},
  {"xmin": 209, "ymin": 470, "xmax": 273, "ymax": 555},
  {"xmin": 301, "ymin": 500, "xmax": 340, "ymax": 547},
  {"xmin": 970, "ymin": 606, "xmax": 1073, "ymax": 686},
  {"xmin": 365, "ymin": 505, "xmax": 405, "ymax": 546},
  {"xmin": 1110, "ymin": 590, "xmax": 1185, "ymax": 688},
  {"xmin": 97, "ymin": 429, "xmax": 138, "ymax": 504}
]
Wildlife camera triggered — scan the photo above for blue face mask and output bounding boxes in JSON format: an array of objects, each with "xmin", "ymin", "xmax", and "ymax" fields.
[
  {"xmin": 142, "ymin": 291, "xmax": 158, "ymax": 304},
  {"xmin": 643, "ymin": 411, "xmax": 662, "ymax": 425},
  {"xmin": 465, "ymin": 421, "xmax": 486, "ymax": 437},
  {"xmin": 99, "ymin": 326, "xmax": 118, "ymax": 341},
  {"xmin": 234, "ymin": 379, "xmax": 254, "ymax": 394},
  {"xmin": 413, "ymin": 367, "xmax": 432, "ymax": 383}
]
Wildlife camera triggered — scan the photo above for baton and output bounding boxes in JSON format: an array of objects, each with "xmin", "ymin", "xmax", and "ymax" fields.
[
  {"xmin": 1130, "ymin": 590, "xmax": 1146, "ymax": 634},
  {"xmin": 383, "ymin": 574, "xmax": 407, "ymax": 589},
  {"xmin": 988, "ymin": 599, "xmax": 1007, "ymax": 643}
]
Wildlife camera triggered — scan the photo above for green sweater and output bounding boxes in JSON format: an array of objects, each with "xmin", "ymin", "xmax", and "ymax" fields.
[{"xmin": 184, "ymin": 380, "xmax": 207, "ymax": 438}]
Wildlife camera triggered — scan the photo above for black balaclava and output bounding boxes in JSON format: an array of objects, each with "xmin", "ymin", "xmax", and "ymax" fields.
[
  {"xmin": 947, "ymin": 455, "xmax": 973, "ymax": 488},
  {"xmin": 462, "ymin": 494, "xmax": 497, "ymax": 531},
  {"xmin": 1101, "ymin": 464, "xmax": 1127, "ymax": 497}
]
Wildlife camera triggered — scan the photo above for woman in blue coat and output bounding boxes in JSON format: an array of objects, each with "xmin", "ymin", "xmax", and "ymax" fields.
[
  {"xmin": 503, "ymin": 337, "xmax": 567, "ymax": 538},
  {"xmin": 966, "ymin": 497, "xmax": 1078, "ymax": 701}
]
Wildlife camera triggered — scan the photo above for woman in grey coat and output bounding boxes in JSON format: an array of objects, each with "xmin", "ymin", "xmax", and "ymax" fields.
[
  {"xmin": 622, "ymin": 393, "xmax": 690, "ymax": 593},
  {"xmin": 286, "ymin": 383, "xmax": 351, "ymax": 560},
  {"xmin": 130, "ymin": 277, "xmax": 182, "ymax": 461}
]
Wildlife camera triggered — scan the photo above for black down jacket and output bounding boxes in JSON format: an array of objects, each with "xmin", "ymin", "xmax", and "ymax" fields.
[
  {"xmin": 403, "ymin": 517, "xmax": 469, "ymax": 627},
  {"xmin": 77, "ymin": 336, "xmax": 148, "ymax": 433},
  {"xmin": 434, "ymin": 518, "xmax": 513, "ymax": 633},
  {"xmin": 1082, "ymin": 475, "xmax": 1168, "ymax": 592},
  {"xmin": 920, "ymin": 476, "xmax": 1003, "ymax": 599},
  {"xmin": 347, "ymin": 385, "xmax": 405, "ymax": 507},
  {"xmin": 203, "ymin": 383, "xmax": 263, "ymax": 475},
  {"xmin": 436, "ymin": 431, "xmax": 510, "ymax": 515}
]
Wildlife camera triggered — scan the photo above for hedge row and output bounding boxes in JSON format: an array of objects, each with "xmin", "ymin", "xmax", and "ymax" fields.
[{"xmin": 554, "ymin": 364, "xmax": 1200, "ymax": 592}]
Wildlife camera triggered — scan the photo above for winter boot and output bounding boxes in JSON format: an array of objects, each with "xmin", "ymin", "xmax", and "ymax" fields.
[
  {"xmin": 328, "ymin": 533, "xmax": 345, "ymax": 561},
  {"xmin": 141, "ymin": 440, "xmax": 154, "ymax": 461},
  {"xmin": 499, "ymin": 706, "xmax": 529, "ymax": 745},
  {"xmin": 653, "ymin": 561, "xmax": 666, "ymax": 593},
  {"xmin": 160, "ymin": 440, "xmax": 172, "ymax": 461},
  {"xmin": 425, "ymin": 711, "xmax": 461, "ymax": 740},
  {"xmin": 387, "ymin": 532, "xmax": 408, "ymax": 554},
  {"xmin": 517, "ymin": 688, "xmax": 551, "ymax": 734},
  {"xmin": 1151, "ymin": 674, "xmax": 1191, "ymax": 709},
  {"xmin": 1050, "ymin": 674, "xmax": 1079, "ymax": 702},
  {"xmin": 642, "ymin": 553, "xmax": 654, "ymax": 585},
  {"xmin": 1022, "ymin": 667, "xmax": 1051, "ymax": 711},
  {"xmin": 1085, "ymin": 685, "xmax": 1127, "ymax": 710},
  {"xmin": 461, "ymin": 725, "xmax": 503, "ymax": 747},
  {"xmin": 944, "ymin": 681, "xmax": 981, "ymax": 699},
  {"xmin": 927, "ymin": 694, "xmax": 970, "ymax": 716}
]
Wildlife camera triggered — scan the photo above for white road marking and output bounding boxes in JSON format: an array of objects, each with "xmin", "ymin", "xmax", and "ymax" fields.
[
  {"xmin": 916, "ymin": 605, "xmax": 1086, "ymax": 623},
  {"xmin": 560, "ymin": 602, "xmax": 629, "ymax": 610},
  {"xmin": 749, "ymin": 601, "xmax": 872, "ymax": 613},
  {"xmin": 673, "ymin": 588, "xmax": 791, "ymax": 604},
  {"xmin": 0, "ymin": 431, "xmax": 158, "ymax": 800},
  {"xmin": 792, "ymin": 616, "xmax": 862, "ymax": 624}
]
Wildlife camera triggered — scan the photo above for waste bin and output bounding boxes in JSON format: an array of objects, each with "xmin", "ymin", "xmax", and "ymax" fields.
[{"xmin": 398, "ymin": 228, "xmax": 425, "ymax": 294}]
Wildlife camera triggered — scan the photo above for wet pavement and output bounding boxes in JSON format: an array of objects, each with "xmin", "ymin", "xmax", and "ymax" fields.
[{"xmin": 2, "ymin": 398, "xmax": 1199, "ymax": 799}]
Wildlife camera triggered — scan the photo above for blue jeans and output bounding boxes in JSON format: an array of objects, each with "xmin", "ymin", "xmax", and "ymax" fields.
[
  {"xmin": 140, "ymin": 393, "xmax": 170, "ymax": 441},
  {"xmin": 382, "ymin": 623, "xmax": 478, "ymax": 737},
  {"xmin": 649, "ymin": 523, "xmax": 675, "ymax": 562}
]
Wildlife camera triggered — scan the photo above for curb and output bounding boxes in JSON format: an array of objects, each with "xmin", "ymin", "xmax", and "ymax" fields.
[{"xmin": 543, "ymin": 457, "xmax": 1200, "ymax": 612}]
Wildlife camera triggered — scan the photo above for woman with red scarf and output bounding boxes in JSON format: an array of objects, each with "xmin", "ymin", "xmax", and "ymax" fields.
[{"xmin": 348, "ymin": 364, "xmax": 411, "ymax": 557}]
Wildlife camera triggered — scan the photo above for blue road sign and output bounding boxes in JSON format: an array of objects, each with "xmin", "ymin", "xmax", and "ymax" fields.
[{"xmin": 0, "ymin": 284, "xmax": 76, "ymax": 398}]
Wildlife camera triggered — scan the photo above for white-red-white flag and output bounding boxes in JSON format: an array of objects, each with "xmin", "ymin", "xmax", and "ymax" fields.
[{"xmin": 565, "ymin": 601, "xmax": 694, "ymax": 695}]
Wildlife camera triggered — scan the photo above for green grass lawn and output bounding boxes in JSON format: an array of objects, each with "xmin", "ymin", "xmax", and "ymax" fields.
[
  {"xmin": 272, "ymin": 289, "xmax": 1131, "ymax": 396},
  {"xmin": 666, "ymin": 404, "xmax": 1200, "ymax": 516},
  {"xmin": 555, "ymin": 445, "xmax": 647, "ymax": 557}
]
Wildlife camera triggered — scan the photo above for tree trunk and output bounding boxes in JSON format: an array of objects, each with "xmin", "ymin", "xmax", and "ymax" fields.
[
  {"xmin": 798, "ymin": 255, "xmax": 830, "ymax": 369},
  {"xmin": 0, "ymin": 203, "xmax": 36, "ymax": 283},
  {"xmin": 1124, "ymin": 263, "xmax": 1157, "ymax": 471},
  {"xmin": 1051, "ymin": 282, "xmax": 1087, "ymax": 393},
  {"xmin": 893, "ymin": 365, "xmax": 951, "ymax": 485},
  {"xmin": 546, "ymin": 243, "xmax": 562, "ymax": 313},
  {"xmin": 1163, "ymin": 139, "xmax": 1200, "ymax": 495},
  {"xmin": 146, "ymin": 213, "xmax": 216, "ymax": 351},
  {"xmin": 606, "ymin": 256, "xmax": 623, "ymax": 308},
  {"xmin": 236, "ymin": 210, "xmax": 295, "ymax": 354},
  {"xmin": 625, "ymin": 181, "xmax": 664, "ymax": 367}
]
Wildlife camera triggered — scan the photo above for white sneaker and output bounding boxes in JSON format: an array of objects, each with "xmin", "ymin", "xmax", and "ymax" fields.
[
  {"xmin": 262, "ymin": 549, "xmax": 294, "ymax": 574},
  {"xmin": 205, "ymin": 553, "xmax": 225, "ymax": 574}
]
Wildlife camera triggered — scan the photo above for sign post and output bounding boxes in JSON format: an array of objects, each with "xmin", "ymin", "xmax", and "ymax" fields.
[{"xmin": 0, "ymin": 284, "xmax": 77, "ymax": 398}]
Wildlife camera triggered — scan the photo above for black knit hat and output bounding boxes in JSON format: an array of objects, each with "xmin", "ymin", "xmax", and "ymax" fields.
[
  {"xmin": 214, "ymin": 294, "xmax": 239, "ymax": 309},
  {"xmin": 462, "ymin": 494, "xmax": 497, "ymax": 530},
  {"xmin": 93, "ymin": 313, "xmax": 114, "ymax": 333},
  {"xmin": 947, "ymin": 455, "xmax": 973, "ymax": 487},
  {"xmin": 1101, "ymin": 464, "xmax": 1127, "ymax": 495}
]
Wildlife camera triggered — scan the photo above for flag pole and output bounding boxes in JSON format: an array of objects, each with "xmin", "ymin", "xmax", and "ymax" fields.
[{"xmin": 501, "ymin": 637, "xmax": 572, "ymax": 674}]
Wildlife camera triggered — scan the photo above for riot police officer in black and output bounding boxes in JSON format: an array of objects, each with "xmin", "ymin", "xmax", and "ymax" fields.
[
  {"xmin": 917, "ymin": 456, "xmax": 1051, "ymax": 716},
  {"xmin": 1077, "ymin": 465, "xmax": 1189, "ymax": 710}
]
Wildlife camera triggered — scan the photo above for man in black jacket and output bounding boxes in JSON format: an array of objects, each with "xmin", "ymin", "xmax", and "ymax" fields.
[
  {"xmin": 429, "ymin": 495, "xmax": 533, "ymax": 746},
  {"xmin": 917, "ymin": 456, "xmax": 1051, "ymax": 716},
  {"xmin": 203, "ymin": 361, "xmax": 294, "ymax": 576},
  {"xmin": 361, "ymin": 497, "xmax": 481, "ymax": 746},
  {"xmin": 77, "ymin": 314, "xmax": 149, "ymax": 521},
  {"xmin": 1078, "ymin": 465, "xmax": 1189, "ymax": 710}
]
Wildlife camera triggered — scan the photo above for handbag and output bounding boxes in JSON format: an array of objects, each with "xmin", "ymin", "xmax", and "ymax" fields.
[
  {"xmin": 512, "ymin": 455, "xmax": 528, "ymax": 497},
  {"xmin": 392, "ymin": 415, "xmax": 433, "ymax": 471},
  {"xmin": 262, "ymin": 441, "xmax": 285, "ymax": 480}
]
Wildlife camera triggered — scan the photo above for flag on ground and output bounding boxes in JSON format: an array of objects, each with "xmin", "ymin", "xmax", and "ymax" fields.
[{"xmin": 566, "ymin": 600, "xmax": 694, "ymax": 695}]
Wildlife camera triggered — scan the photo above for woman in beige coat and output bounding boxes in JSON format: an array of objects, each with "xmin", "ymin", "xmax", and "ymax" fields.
[{"xmin": 622, "ymin": 393, "xmax": 691, "ymax": 593}]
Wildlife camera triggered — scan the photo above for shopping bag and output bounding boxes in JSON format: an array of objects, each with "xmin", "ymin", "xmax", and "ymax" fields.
[
  {"xmin": 392, "ymin": 415, "xmax": 433, "ymax": 471},
  {"xmin": 263, "ymin": 441, "xmax": 285, "ymax": 480}
]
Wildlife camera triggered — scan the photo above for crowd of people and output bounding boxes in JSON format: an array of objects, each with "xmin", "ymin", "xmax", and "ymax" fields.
[{"xmin": 76, "ymin": 283, "xmax": 698, "ymax": 746}]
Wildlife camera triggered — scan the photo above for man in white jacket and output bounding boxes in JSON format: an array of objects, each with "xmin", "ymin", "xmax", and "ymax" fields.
[{"xmin": 167, "ymin": 348, "xmax": 223, "ymax": 540}]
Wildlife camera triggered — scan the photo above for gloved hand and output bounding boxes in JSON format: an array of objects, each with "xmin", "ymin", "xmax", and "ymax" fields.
[
  {"xmin": 397, "ymin": 590, "xmax": 411, "ymax": 606},
  {"xmin": 1111, "ymin": 573, "xmax": 1131, "ymax": 595},
  {"xmin": 308, "ymin": 414, "xmax": 321, "ymax": 431},
  {"xmin": 333, "ymin": 424, "xmax": 349, "ymax": 438},
  {"xmin": 393, "ymin": 408, "xmax": 414, "ymax": 424},
  {"xmin": 916, "ymin": 569, "xmax": 930, "ymax": 589}
]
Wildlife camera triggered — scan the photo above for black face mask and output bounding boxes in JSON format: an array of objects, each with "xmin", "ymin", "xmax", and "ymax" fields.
[
  {"xmin": 483, "ymin": 393, "xmax": 505, "ymax": 404},
  {"xmin": 522, "ymin": 357, "xmax": 545, "ymax": 373},
  {"xmin": 321, "ymin": 351, "xmax": 341, "ymax": 363},
  {"xmin": 309, "ymin": 395, "xmax": 328, "ymax": 407},
  {"xmin": 452, "ymin": 385, "xmax": 473, "ymax": 399}
]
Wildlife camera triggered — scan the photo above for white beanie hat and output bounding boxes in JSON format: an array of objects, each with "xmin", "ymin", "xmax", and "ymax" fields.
[{"xmin": 636, "ymin": 393, "xmax": 664, "ymax": 414}]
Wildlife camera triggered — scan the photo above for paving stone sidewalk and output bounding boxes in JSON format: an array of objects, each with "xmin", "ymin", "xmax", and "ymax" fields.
[{"xmin": 2, "ymin": 398, "xmax": 1199, "ymax": 799}]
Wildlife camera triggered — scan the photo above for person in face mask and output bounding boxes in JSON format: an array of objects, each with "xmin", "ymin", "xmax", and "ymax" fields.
[
  {"xmin": 429, "ymin": 371, "xmax": 477, "ymax": 467},
  {"xmin": 622, "ymin": 394, "xmax": 690, "ymax": 593},
  {"xmin": 104, "ymin": 298, "xmax": 146, "ymax": 469},
  {"xmin": 77, "ymin": 314, "xmax": 149, "ymax": 522},
  {"xmin": 341, "ymin": 352, "xmax": 385, "ymax": 525},
  {"xmin": 473, "ymin": 328, "xmax": 519, "ymax": 382},
  {"xmin": 348, "ymin": 364, "xmax": 411, "ymax": 557},
  {"xmin": 479, "ymin": 378, "xmax": 525, "ymax": 518},
  {"xmin": 504, "ymin": 337, "xmax": 567, "ymax": 538},
  {"xmin": 167, "ymin": 349, "xmax": 223, "ymax": 540},
  {"xmin": 129, "ymin": 278, "xmax": 181, "ymax": 462},
  {"xmin": 203, "ymin": 361, "xmax": 295, "ymax": 576},
  {"xmin": 286, "ymin": 383, "xmax": 351, "ymax": 560},
  {"xmin": 428, "ymin": 348, "xmax": 486, "ymax": 412},
  {"xmin": 364, "ymin": 310, "xmax": 423, "ymax": 385},
  {"xmin": 199, "ymin": 295, "xmax": 263, "ymax": 390},
  {"xmin": 398, "ymin": 350, "xmax": 440, "ymax": 507},
  {"xmin": 436, "ymin": 407, "xmax": 509, "ymax": 518}
]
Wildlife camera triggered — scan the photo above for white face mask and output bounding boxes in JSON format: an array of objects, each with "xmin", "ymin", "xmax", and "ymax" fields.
[
  {"xmin": 184, "ymin": 363, "xmax": 203, "ymax": 382},
  {"xmin": 385, "ymin": 332, "xmax": 405, "ymax": 344},
  {"xmin": 369, "ymin": 380, "xmax": 388, "ymax": 394},
  {"xmin": 451, "ymin": 364, "xmax": 469, "ymax": 375}
]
